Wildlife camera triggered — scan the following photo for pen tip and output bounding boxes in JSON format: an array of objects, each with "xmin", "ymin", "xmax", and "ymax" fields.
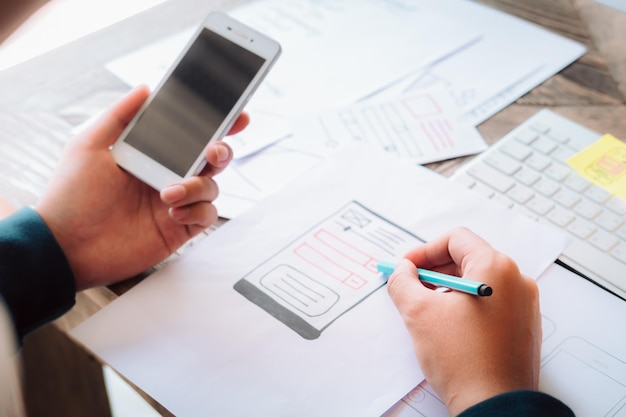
[{"xmin": 478, "ymin": 285, "xmax": 493, "ymax": 297}]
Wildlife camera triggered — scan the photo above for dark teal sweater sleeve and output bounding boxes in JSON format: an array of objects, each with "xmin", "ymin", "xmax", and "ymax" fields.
[
  {"xmin": 0, "ymin": 207, "xmax": 76, "ymax": 339},
  {"xmin": 458, "ymin": 390, "xmax": 575, "ymax": 416}
]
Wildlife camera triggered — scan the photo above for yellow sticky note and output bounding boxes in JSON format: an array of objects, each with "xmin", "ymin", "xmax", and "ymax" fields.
[{"xmin": 567, "ymin": 133, "xmax": 626, "ymax": 199}]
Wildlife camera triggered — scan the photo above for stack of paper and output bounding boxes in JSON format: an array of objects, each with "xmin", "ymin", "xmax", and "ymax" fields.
[{"xmin": 104, "ymin": 0, "xmax": 585, "ymax": 219}]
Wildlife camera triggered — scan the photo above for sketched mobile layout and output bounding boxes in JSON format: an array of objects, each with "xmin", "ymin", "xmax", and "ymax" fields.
[
  {"xmin": 234, "ymin": 201, "xmax": 423, "ymax": 339},
  {"xmin": 539, "ymin": 337, "xmax": 626, "ymax": 415}
]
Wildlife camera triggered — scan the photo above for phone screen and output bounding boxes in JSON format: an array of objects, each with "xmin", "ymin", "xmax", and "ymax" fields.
[{"xmin": 123, "ymin": 28, "xmax": 266, "ymax": 176}]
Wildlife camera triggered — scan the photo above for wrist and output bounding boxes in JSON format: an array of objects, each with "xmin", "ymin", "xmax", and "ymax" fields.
[
  {"xmin": 454, "ymin": 390, "xmax": 574, "ymax": 417},
  {"xmin": 447, "ymin": 380, "xmax": 539, "ymax": 416},
  {"xmin": 33, "ymin": 204, "xmax": 84, "ymax": 285}
]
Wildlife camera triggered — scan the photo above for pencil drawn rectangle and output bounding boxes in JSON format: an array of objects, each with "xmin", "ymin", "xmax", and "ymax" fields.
[{"xmin": 234, "ymin": 201, "xmax": 423, "ymax": 339}]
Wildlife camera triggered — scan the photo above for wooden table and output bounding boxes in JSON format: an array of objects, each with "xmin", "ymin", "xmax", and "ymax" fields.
[
  {"xmin": 1, "ymin": 0, "xmax": 624, "ymax": 415},
  {"xmin": 431, "ymin": 0, "xmax": 626, "ymax": 177}
]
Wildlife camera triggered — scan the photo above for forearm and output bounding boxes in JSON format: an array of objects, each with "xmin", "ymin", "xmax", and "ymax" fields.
[{"xmin": 0, "ymin": 207, "xmax": 76, "ymax": 339}]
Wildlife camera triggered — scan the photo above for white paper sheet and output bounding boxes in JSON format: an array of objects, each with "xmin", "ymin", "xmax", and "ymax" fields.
[
  {"xmin": 71, "ymin": 146, "xmax": 568, "ymax": 417},
  {"xmin": 105, "ymin": 0, "xmax": 479, "ymax": 158},
  {"xmin": 289, "ymin": 87, "xmax": 487, "ymax": 164},
  {"xmin": 213, "ymin": 134, "xmax": 327, "ymax": 218},
  {"xmin": 229, "ymin": 0, "xmax": 479, "ymax": 116},
  {"xmin": 373, "ymin": 0, "xmax": 586, "ymax": 126},
  {"xmin": 383, "ymin": 264, "xmax": 626, "ymax": 417}
]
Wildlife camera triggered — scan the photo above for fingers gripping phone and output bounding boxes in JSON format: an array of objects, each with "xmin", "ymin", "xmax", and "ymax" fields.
[{"xmin": 111, "ymin": 11, "xmax": 281, "ymax": 190}]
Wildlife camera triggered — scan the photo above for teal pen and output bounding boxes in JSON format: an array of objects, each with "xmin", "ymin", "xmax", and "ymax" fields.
[{"xmin": 376, "ymin": 260, "xmax": 493, "ymax": 297}]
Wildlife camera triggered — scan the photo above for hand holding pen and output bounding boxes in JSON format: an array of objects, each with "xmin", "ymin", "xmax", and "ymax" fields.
[
  {"xmin": 385, "ymin": 227, "xmax": 542, "ymax": 417},
  {"xmin": 377, "ymin": 260, "xmax": 493, "ymax": 296}
]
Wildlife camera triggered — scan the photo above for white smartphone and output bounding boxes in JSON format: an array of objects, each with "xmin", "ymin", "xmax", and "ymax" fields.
[{"xmin": 111, "ymin": 11, "xmax": 281, "ymax": 190}]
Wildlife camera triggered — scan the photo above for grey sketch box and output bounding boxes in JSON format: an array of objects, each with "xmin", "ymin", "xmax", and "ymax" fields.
[{"xmin": 234, "ymin": 201, "xmax": 423, "ymax": 339}]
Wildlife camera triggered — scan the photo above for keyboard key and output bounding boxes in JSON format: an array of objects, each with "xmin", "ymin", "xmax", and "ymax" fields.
[
  {"xmin": 467, "ymin": 163, "xmax": 515, "ymax": 193},
  {"xmin": 567, "ymin": 218, "xmax": 596, "ymax": 239},
  {"xmin": 546, "ymin": 206, "xmax": 575, "ymax": 227},
  {"xmin": 526, "ymin": 153, "xmax": 551, "ymax": 171},
  {"xmin": 526, "ymin": 194, "xmax": 554, "ymax": 215},
  {"xmin": 544, "ymin": 162, "xmax": 571, "ymax": 182},
  {"xmin": 589, "ymin": 229, "xmax": 619, "ymax": 252},
  {"xmin": 501, "ymin": 141, "xmax": 532, "ymax": 161},
  {"xmin": 484, "ymin": 152, "xmax": 521, "ymax": 175},
  {"xmin": 606, "ymin": 196, "xmax": 626, "ymax": 215},
  {"xmin": 550, "ymin": 146, "xmax": 576, "ymax": 162},
  {"xmin": 532, "ymin": 137, "xmax": 558, "ymax": 154},
  {"xmin": 552, "ymin": 188, "xmax": 581, "ymax": 208},
  {"xmin": 508, "ymin": 184, "xmax": 534, "ymax": 204},
  {"xmin": 534, "ymin": 178, "xmax": 560, "ymax": 197},
  {"xmin": 615, "ymin": 224, "xmax": 626, "ymax": 241},
  {"xmin": 611, "ymin": 243, "xmax": 626, "ymax": 264},
  {"xmin": 573, "ymin": 200, "xmax": 602, "ymax": 220},
  {"xmin": 530, "ymin": 121, "xmax": 550, "ymax": 134},
  {"xmin": 563, "ymin": 174, "xmax": 591, "ymax": 193},
  {"xmin": 548, "ymin": 130, "xmax": 570, "ymax": 144},
  {"xmin": 595, "ymin": 211, "xmax": 624, "ymax": 232},
  {"xmin": 514, "ymin": 167, "xmax": 540, "ymax": 186},
  {"xmin": 584, "ymin": 185, "xmax": 611, "ymax": 204},
  {"xmin": 568, "ymin": 133, "xmax": 599, "ymax": 151},
  {"xmin": 514, "ymin": 128, "xmax": 539, "ymax": 145}
]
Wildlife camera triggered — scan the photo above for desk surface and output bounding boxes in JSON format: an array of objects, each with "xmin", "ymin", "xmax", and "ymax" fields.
[{"xmin": 1, "ymin": 0, "xmax": 625, "ymax": 415}]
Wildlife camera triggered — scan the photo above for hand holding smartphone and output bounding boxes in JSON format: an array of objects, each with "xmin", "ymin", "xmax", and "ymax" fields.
[{"xmin": 111, "ymin": 12, "xmax": 281, "ymax": 190}]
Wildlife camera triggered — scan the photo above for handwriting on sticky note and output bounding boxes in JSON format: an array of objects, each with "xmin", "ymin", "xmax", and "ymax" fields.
[{"xmin": 567, "ymin": 134, "xmax": 626, "ymax": 199}]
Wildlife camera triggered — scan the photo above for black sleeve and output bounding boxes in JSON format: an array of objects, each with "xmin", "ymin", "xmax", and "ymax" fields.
[
  {"xmin": 458, "ymin": 390, "xmax": 575, "ymax": 417},
  {"xmin": 0, "ymin": 207, "xmax": 76, "ymax": 340}
]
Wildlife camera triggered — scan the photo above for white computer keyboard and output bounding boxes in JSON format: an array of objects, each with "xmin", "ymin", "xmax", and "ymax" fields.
[{"xmin": 452, "ymin": 109, "xmax": 626, "ymax": 300}]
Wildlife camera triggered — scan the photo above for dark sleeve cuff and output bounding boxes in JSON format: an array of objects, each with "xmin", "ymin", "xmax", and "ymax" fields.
[
  {"xmin": 0, "ymin": 207, "xmax": 76, "ymax": 339},
  {"xmin": 458, "ymin": 390, "xmax": 575, "ymax": 417}
]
